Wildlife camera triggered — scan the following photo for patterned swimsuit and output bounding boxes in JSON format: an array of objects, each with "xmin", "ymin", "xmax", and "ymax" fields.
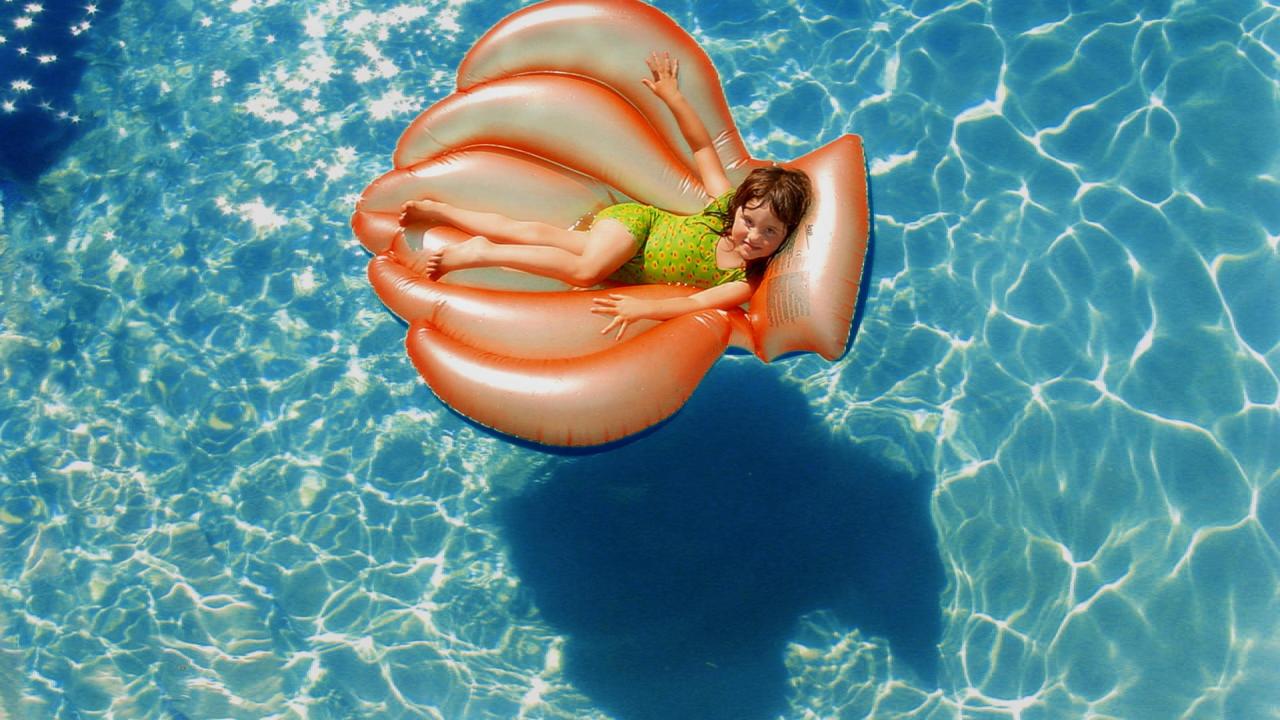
[{"xmin": 594, "ymin": 191, "xmax": 747, "ymax": 288}]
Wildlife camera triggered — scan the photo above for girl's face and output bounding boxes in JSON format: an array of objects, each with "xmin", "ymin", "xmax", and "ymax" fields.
[{"xmin": 728, "ymin": 200, "xmax": 788, "ymax": 261}]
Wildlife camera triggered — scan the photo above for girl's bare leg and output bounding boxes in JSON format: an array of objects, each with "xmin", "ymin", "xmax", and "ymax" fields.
[
  {"xmin": 437, "ymin": 221, "xmax": 636, "ymax": 287},
  {"xmin": 402, "ymin": 200, "xmax": 588, "ymax": 255}
]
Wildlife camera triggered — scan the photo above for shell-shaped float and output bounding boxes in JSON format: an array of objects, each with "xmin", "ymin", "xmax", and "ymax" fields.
[{"xmin": 351, "ymin": 0, "xmax": 870, "ymax": 447}]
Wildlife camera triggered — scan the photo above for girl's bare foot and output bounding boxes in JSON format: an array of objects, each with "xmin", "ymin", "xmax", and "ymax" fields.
[
  {"xmin": 401, "ymin": 247, "xmax": 442, "ymax": 277},
  {"xmin": 400, "ymin": 199, "xmax": 443, "ymax": 227},
  {"xmin": 435, "ymin": 235, "xmax": 492, "ymax": 276}
]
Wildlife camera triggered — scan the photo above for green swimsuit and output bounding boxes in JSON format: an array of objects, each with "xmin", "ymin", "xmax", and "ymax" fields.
[{"xmin": 595, "ymin": 191, "xmax": 747, "ymax": 289}]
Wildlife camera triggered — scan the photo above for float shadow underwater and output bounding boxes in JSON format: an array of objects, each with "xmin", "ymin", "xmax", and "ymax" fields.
[{"xmin": 498, "ymin": 360, "xmax": 944, "ymax": 720}]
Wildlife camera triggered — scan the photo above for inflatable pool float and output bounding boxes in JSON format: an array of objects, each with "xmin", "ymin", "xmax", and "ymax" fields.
[{"xmin": 351, "ymin": 0, "xmax": 870, "ymax": 447}]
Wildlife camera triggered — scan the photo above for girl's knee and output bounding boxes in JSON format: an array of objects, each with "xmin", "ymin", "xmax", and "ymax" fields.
[{"xmin": 567, "ymin": 258, "xmax": 610, "ymax": 287}]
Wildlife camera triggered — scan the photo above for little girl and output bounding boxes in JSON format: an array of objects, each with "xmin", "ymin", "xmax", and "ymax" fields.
[{"xmin": 400, "ymin": 51, "xmax": 812, "ymax": 339}]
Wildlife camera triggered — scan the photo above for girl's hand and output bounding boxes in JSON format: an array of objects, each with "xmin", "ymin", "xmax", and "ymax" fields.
[
  {"xmin": 641, "ymin": 51, "xmax": 681, "ymax": 101},
  {"xmin": 590, "ymin": 294, "xmax": 653, "ymax": 340}
]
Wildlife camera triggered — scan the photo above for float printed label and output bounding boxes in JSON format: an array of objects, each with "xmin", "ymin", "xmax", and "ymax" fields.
[{"xmin": 766, "ymin": 271, "xmax": 810, "ymax": 324}]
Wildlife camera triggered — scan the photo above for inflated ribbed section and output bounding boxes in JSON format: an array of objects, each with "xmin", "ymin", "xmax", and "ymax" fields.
[
  {"xmin": 407, "ymin": 310, "xmax": 731, "ymax": 446},
  {"xmin": 393, "ymin": 74, "xmax": 710, "ymax": 213}
]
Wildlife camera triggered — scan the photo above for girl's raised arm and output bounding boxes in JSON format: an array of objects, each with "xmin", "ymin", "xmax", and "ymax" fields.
[{"xmin": 642, "ymin": 51, "xmax": 733, "ymax": 198}]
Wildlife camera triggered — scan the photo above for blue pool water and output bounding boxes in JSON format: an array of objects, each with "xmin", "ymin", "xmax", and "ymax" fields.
[{"xmin": 2, "ymin": 0, "xmax": 1278, "ymax": 718}]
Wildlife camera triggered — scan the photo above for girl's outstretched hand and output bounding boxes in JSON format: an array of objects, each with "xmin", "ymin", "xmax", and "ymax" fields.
[
  {"xmin": 641, "ymin": 51, "xmax": 681, "ymax": 101},
  {"xmin": 590, "ymin": 293, "xmax": 653, "ymax": 341}
]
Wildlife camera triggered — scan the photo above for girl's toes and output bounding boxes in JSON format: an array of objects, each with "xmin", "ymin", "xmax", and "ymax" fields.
[
  {"xmin": 406, "ymin": 248, "xmax": 443, "ymax": 277},
  {"xmin": 426, "ymin": 252, "xmax": 447, "ymax": 279},
  {"xmin": 399, "ymin": 200, "xmax": 436, "ymax": 226}
]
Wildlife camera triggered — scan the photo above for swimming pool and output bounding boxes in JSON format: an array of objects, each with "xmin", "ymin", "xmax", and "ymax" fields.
[{"xmin": 1, "ymin": 0, "xmax": 1277, "ymax": 718}]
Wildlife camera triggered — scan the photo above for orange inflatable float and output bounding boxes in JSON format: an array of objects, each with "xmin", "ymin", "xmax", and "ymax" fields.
[{"xmin": 351, "ymin": 0, "xmax": 870, "ymax": 447}]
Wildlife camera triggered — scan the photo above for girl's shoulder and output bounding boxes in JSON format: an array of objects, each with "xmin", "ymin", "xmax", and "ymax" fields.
[{"xmin": 703, "ymin": 188, "xmax": 735, "ymax": 215}]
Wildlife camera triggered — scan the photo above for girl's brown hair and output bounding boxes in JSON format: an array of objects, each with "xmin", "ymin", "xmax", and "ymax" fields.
[
  {"xmin": 729, "ymin": 166, "xmax": 812, "ymax": 235},
  {"xmin": 707, "ymin": 166, "xmax": 813, "ymax": 278}
]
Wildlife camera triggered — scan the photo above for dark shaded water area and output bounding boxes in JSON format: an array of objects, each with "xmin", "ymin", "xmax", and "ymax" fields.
[
  {"xmin": 0, "ymin": 0, "xmax": 122, "ymax": 184},
  {"xmin": 501, "ymin": 361, "xmax": 944, "ymax": 720}
]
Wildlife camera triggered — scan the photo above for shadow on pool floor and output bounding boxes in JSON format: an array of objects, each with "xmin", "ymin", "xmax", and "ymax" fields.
[{"xmin": 499, "ymin": 360, "xmax": 943, "ymax": 720}]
